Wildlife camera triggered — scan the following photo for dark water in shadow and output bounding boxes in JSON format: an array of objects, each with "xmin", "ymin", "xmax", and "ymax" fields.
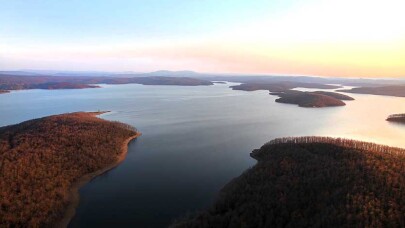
[{"xmin": 0, "ymin": 83, "xmax": 404, "ymax": 227}]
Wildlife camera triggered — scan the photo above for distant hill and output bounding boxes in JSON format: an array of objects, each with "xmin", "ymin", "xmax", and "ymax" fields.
[
  {"xmin": 139, "ymin": 70, "xmax": 200, "ymax": 77},
  {"xmin": 0, "ymin": 71, "xmax": 43, "ymax": 76},
  {"xmin": 0, "ymin": 70, "xmax": 201, "ymax": 78},
  {"xmin": 172, "ymin": 137, "xmax": 405, "ymax": 228},
  {"xmin": 2, "ymin": 70, "xmax": 118, "ymax": 77}
]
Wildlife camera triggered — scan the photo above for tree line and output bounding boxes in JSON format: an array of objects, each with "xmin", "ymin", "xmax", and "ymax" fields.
[
  {"xmin": 264, "ymin": 136, "xmax": 405, "ymax": 156},
  {"xmin": 388, "ymin": 113, "xmax": 405, "ymax": 119}
]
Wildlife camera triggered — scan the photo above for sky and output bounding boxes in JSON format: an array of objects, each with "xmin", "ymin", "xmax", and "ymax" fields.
[{"xmin": 1, "ymin": 0, "xmax": 405, "ymax": 77}]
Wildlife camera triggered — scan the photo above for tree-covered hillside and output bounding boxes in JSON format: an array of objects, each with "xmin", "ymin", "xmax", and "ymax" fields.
[{"xmin": 172, "ymin": 137, "xmax": 405, "ymax": 228}]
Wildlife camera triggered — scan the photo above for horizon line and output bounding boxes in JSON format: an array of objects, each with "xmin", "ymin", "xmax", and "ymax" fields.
[{"xmin": 1, "ymin": 69, "xmax": 404, "ymax": 80}]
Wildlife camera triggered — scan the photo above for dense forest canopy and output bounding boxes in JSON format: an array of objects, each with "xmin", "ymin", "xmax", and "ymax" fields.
[
  {"xmin": 172, "ymin": 137, "xmax": 405, "ymax": 228},
  {"xmin": 0, "ymin": 112, "xmax": 138, "ymax": 227}
]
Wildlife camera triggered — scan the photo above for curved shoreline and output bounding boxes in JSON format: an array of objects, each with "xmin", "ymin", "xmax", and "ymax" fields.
[{"xmin": 57, "ymin": 132, "xmax": 142, "ymax": 228}]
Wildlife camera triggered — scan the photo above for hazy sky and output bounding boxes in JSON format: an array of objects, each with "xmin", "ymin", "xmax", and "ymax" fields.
[{"xmin": 1, "ymin": 0, "xmax": 404, "ymax": 77}]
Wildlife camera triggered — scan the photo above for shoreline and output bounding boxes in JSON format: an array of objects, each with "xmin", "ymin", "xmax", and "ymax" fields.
[{"xmin": 57, "ymin": 132, "xmax": 142, "ymax": 228}]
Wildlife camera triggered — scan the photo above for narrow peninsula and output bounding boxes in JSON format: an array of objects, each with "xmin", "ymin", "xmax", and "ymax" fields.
[
  {"xmin": 0, "ymin": 112, "xmax": 140, "ymax": 227},
  {"xmin": 230, "ymin": 82, "xmax": 353, "ymax": 108},
  {"xmin": 172, "ymin": 137, "xmax": 405, "ymax": 228},
  {"xmin": 386, "ymin": 113, "xmax": 405, "ymax": 124},
  {"xmin": 338, "ymin": 85, "xmax": 405, "ymax": 97},
  {"xmin": 0, "ymin": 75, "xmax": 214, "ymax": 92},
  {"xmin": 32, "ymin": 82, "xmax": 100, "ymax": 89},
  {"xmin": 230, "ymin": 82, "xmax": 340, "ymax": 92}
]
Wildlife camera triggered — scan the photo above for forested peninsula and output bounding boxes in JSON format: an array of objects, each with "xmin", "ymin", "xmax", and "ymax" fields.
[
  {"xmin": 387, "ymin": 114, "xmax": 405, "ymax": 123},
  {"xmin": 338, "ymin": 85, "xmax": 405, "ymax": 97},
  {"xmin": 0, "ymin": 75, "xmax": 213, "ymax": 92},
  {"xmin": 231, "ymin": 82, "xmax": 354, "ymax": 108},
  {"xmin": 230, "ymin": 82, "xmax": 340, "ymax": 92},
  {"xmin": 173, "ymin": 137, "xmax": 405, "ymax": 228},
  {"xmin": 0, "ymin": 112, "xmax": 140, "ymax": 227}
]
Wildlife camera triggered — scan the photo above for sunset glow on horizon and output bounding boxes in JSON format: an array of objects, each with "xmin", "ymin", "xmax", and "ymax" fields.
[{"xmin": 1, "ymin": 0, "xmax": 405, "ymax": 78}]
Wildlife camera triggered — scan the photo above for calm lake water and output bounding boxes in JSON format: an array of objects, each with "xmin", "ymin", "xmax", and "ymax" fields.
[{"xmin": 0, "ymin": 82, "xmax": 404, "ymax": 227}]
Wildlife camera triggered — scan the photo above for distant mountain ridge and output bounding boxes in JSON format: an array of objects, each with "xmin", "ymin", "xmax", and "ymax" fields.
[
  {"xmin": 0, "ymin": 70, "xmax": 201, "ymax": 78},
  {"xmin": 1, "ymin": 70, "xmax": 404, "ymax": 87}
]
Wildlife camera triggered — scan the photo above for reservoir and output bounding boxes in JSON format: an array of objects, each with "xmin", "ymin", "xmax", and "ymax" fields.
[{"xmin": 0, "ymin": 82, "xmax": 404, "ymax": 227}]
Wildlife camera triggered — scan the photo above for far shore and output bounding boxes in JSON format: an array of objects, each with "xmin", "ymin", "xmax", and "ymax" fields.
[
  {"xmin": 88, "ymin": 110, "xmax": 111, "ymax": 116},
  {"xmin": 57, "ymin": 130, "xmax": 141, "ymax": 228}
]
